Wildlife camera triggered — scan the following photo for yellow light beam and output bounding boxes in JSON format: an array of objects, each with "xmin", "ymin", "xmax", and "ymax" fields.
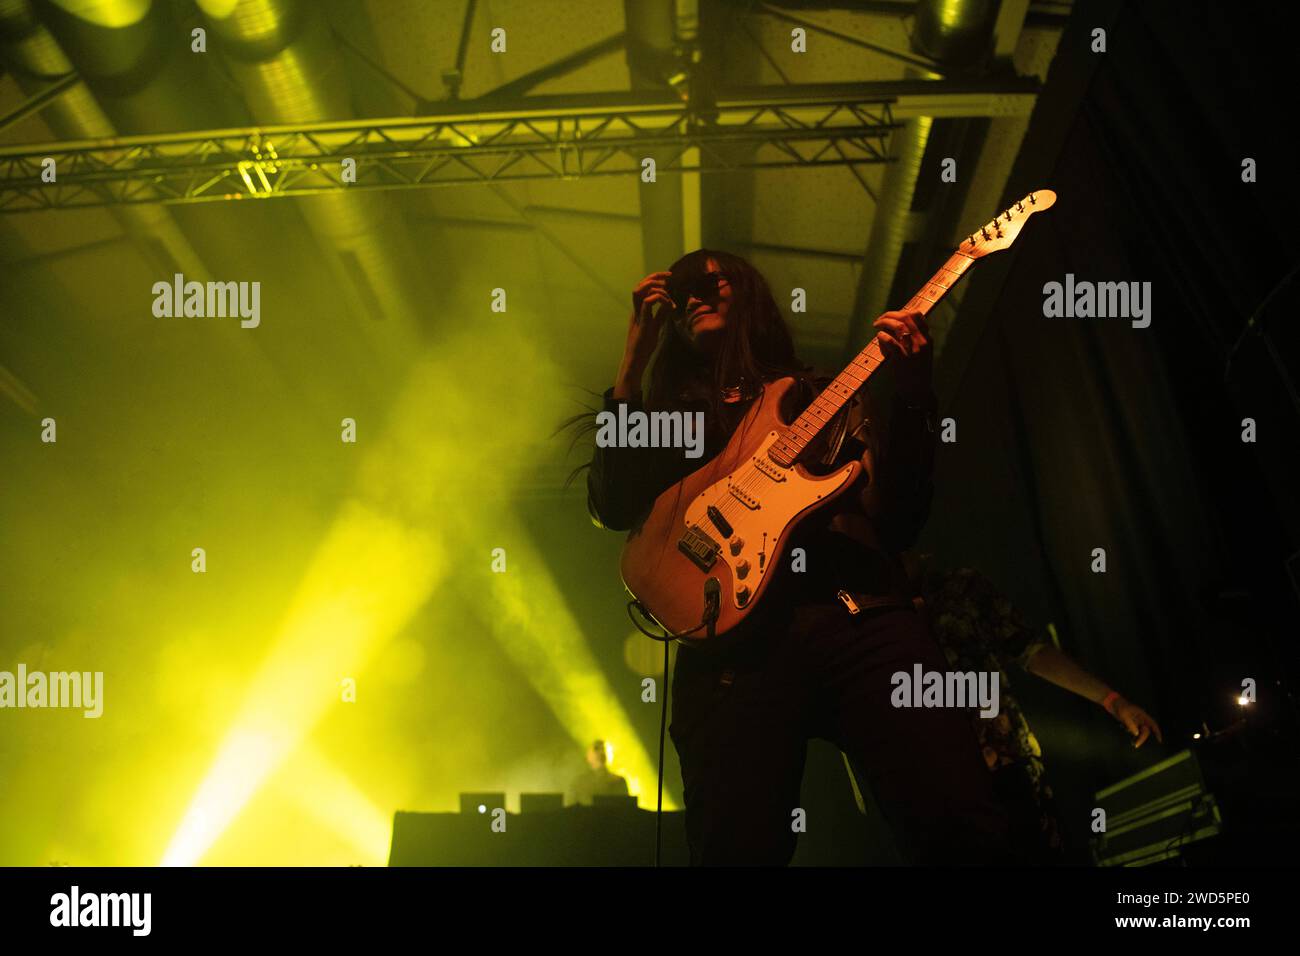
[
  {"xmin": 280, "ymin": 744, "xmax": 393, "ymax": 866},
  {"xmin": 446, "ymin": 513, "xmax": 673, "ymax": 809},
  {"xmin": 160, "ymin": 503, "xmax": 444, "ymax": 866},
  {"xmin": 164, "ymin": 322, "xmax": 666, "ymax": 865}
]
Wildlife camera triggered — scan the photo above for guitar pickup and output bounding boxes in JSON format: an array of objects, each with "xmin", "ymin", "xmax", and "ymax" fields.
[
  {"xmin": 706, "ymin": 505, "xmax": 733, "ymax": 539},
  {"xmin": 753, "ymin": 456, "xmax": 787, "ymax": 482},
  {"xmin": 727, "ymin": 485, "xmax": 760, "ymax": 510},
  {"xmin": 677, "ymin": 524, "xmax": 720, "ymax": 573}
]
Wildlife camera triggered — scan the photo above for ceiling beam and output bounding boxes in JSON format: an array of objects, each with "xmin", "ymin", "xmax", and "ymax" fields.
[{"xmin": 0, "ymin": 72, "xmax": 81, "ymax": 134}]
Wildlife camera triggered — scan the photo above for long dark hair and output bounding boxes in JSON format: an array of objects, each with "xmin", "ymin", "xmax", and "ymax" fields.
[
  {"xmin": 647, "ymin": 248, "xmax": 804, "ymax": 422},
  {"xmin": 559, "ymin": 249, "xmax": 806, "ymax": 481}
]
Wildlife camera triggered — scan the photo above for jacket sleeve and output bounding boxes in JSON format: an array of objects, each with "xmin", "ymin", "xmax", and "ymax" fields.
[
  {"xmin": 585, "ymin": 388, "xmax": 679, "ymax": 532},
  {"xmin": 860, "ymin": 389, "xmax": 938, "ymax": 553}
]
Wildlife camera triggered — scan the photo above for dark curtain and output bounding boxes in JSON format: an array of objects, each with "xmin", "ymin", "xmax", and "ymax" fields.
[{"xmin": 922, "ymin": 0, "xmax": 1300, "ymax": 857}]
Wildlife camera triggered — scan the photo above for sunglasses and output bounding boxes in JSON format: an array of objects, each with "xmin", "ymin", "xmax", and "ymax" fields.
[{"xmin": 666, "ymin": 269, "xmax": 729, "ymax": 313}]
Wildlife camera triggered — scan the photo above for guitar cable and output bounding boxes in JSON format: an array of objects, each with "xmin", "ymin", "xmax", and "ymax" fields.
[
  {"xmin": 656, "ymin": 636, "xmax": 670, "ymax": 868},
  {"xmin": 626, "ymin": 578, "xmax": 721, "ymax": 866}
]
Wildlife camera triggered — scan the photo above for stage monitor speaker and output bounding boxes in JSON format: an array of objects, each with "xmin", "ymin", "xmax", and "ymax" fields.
[
  {"xmin": 1091, "ymin": 749, "xmax": 1222, "ymax": 867},
  {"xmin": 520, "ymin": 793, "xmax": 564, "ymax": 814}
]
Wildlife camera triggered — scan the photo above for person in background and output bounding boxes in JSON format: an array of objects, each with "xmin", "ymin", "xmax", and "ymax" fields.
[
  {"xmin": 568, "ymin": 739, "xmax": 629, "ymax": 806},
  {"xmin": 907, "ymin": 556, "xmax": 1163, "ymax": 863}
]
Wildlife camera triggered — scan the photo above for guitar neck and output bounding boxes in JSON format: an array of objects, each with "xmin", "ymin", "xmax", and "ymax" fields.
[{"xmin": 768, "ymin": 249, "xmax": 977, "ymax": 466}]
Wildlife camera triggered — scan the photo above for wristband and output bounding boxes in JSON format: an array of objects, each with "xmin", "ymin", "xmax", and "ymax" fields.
[{"xmin": 1101, "ymin": 691, "xmax": 1121, "ymax": 715}]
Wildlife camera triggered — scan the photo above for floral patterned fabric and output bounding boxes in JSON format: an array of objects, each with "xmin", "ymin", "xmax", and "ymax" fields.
[{"xmin": 921, "ymin": 566, "xmax": 1065, "ymax": 859}]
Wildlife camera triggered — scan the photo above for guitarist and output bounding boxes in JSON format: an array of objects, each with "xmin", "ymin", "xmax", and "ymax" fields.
[{"xmin": 586, "ymin": 249, "xmax": 1010, "ymax": 865}]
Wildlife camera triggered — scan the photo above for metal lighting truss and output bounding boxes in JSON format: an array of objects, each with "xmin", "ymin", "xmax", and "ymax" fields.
[{"xmin": 0, "ymin": 79, "xmax": 1037, "ymax": 212}]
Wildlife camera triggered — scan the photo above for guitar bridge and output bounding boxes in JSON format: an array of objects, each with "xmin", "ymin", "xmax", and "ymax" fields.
[{"xmin": 677, "ymin": 524, "xmax": 720, "ymax": 573}]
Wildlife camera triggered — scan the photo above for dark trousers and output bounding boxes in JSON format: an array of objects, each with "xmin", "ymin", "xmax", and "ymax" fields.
[
  {"xmin": 991, "ymin": 760, "xmax": 1066, "ymax": 865},
  {"xmin": 670, "ymin": 600, "xmax": 1011, "ymax": 865}
]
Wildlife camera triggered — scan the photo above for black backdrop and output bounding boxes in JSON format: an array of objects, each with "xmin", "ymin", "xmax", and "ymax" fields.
[{"xmin": 911, "ymin": 0, "xmax": 1300, "ymax": 859}]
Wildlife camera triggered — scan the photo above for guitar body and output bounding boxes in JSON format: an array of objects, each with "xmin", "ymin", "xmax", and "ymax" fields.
[
  {"xmin": 619, "ymin": 189, "xmax": 1055, "ymax": 641},
  {"xmin": 620, "ymin": 376, "xmax": 860, "ymax": 639}
]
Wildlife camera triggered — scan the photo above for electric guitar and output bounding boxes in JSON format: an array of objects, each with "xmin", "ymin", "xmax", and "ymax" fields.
[{"xmin": 621, "ymin": 189, "xmax": 1057, "ymax": 639}]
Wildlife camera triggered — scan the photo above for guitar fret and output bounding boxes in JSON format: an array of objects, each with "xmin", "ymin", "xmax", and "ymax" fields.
[
  {"xmin": 763, "ymin": 192, "xmax": 1053, "ymax": 473},
  {"xmin": 801, "ymin": 406, "xmax": 835, "ymax": 429},
  {"xmin": 769, "ymin": 244, "xmax": 982, "ymax": 466}
]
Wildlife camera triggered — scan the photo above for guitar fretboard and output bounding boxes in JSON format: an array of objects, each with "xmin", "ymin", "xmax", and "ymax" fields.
[{"xmin": 768, "ymin": 249, "xmax": 977, "ymax": 466}]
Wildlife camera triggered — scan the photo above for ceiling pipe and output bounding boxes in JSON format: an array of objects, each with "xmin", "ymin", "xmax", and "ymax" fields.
[
  {"xmin": 624, "ymin": 0, "xmax": 689, "ymax": 272},
  {"xmin": 21, "ymin": 0, "xmax": 413, "ymax": 414},
  {"xmin": 195, "ymin": 0, "xmax": 431, "ymax": 350},
  {"xmin": 914, "ymin": 0, "xmax": 999, "ymax": 71},
  {"xmin": 845, "ymin": 0, "xmax": 1002, "ymax": 354},
  {"xmin": 0, "ymin": 0, "xmax": 209, "ymax": 279}
]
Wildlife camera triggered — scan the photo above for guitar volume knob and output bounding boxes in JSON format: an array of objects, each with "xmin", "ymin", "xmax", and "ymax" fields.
[{"xmin": 735, "ymin": 585, "xmax": 751, "ymax": 606}]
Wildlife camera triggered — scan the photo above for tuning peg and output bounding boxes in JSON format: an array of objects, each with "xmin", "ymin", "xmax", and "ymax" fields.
[
  {"xmin": 1016, "ymin": 200, "xmax": 1024, "ymax": 212},
  {"xmin": 980, "ymin": 226, "xmax": 990, "ymax": 241},
  {"xmin": 1029, "ymin": 193, "xmax": 1037, "ymax": 204}
]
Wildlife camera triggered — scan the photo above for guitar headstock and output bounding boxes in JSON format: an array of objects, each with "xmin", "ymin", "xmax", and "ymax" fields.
[{"xmin": 960, "ymin": 189, "xmax": 1056, "ymax": 258}]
